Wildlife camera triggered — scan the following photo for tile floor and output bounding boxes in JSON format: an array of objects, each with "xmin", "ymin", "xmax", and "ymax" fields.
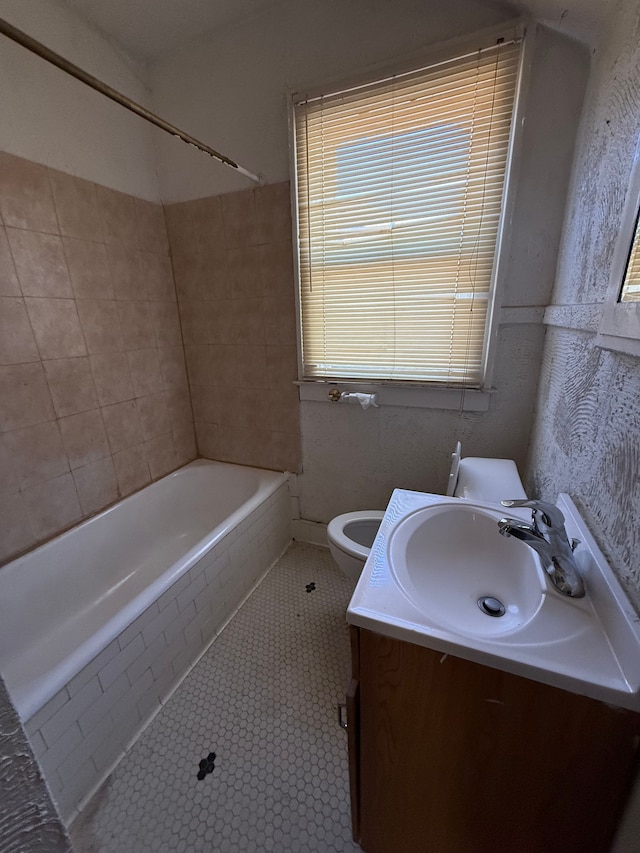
[{"xmin": 69, "ymin": 542, "xmax": 361, "ymax": 853}]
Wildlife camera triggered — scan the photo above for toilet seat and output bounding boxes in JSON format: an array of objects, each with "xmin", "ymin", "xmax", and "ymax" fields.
[{"xmin": 327, "ymin": 511, "xmax": 385, "ymax": 560}]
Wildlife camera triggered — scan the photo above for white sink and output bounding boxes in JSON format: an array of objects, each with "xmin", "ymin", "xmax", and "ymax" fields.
[
  {"xmin": 388, "ymin": 503, "xmax": 546, "ymax": 638},
  {"xmin": 347, "ymin": 490, "xmax": 640, "ymax": 711}
]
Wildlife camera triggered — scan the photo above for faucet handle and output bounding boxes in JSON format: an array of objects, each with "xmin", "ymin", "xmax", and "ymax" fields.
[{"xmin": 500, "ymin": 499, "xmax": 566, "ymax": 529}]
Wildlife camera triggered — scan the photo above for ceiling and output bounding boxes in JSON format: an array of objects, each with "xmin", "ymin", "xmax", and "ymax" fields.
[
  {"xmin": 62, "ymin": 0, "xmax": 615, "ymax": 65},
  {"xmin": 482, "ymin": 0, "xmax": 616, "ymax": 47},
  {"xmin": 61, "ymin": 0, "xmax": 281, "ymax": 64}
]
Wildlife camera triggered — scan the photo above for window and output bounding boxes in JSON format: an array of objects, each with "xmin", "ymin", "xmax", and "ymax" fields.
[
  {"xmin": 620, "ymin": 211, "xmax": 640, "ymax": 302},
  {"xmin": 293, "ymin": 36, "xmax": 522, "ymax": 387},
  {"xmin": 596, "ymin": 131, "xmax": 640, "ymax": 357}
]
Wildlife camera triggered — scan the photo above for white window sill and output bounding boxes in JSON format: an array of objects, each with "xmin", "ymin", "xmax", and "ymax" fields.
[
  {"xmin": 596, "ymin": 301, "xmax": 640, "ymax": 358},
  {"xmin": 295, "ymin": 381, "xmax": 492, "ymax": 411}
]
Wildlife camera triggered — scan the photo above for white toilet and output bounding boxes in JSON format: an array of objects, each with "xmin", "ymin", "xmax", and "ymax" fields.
[{"xmin": 327, "ymin": 443, "xmax": 528, "ymax": 581}]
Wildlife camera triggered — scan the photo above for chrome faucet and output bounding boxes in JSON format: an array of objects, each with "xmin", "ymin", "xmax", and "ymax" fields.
[{"xmin": 497, "ymin": 500, "xmax": 585, "ymax": 598}]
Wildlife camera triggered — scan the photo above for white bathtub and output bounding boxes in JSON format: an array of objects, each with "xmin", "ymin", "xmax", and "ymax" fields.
[{"xmin": 0, "ymin": 459, "xmax": 291, "ymax": 820}]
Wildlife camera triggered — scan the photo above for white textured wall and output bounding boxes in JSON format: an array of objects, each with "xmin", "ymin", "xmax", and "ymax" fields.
[
  {"xmin": 0, "ymin": 0, "xmax": 162, "ymax": 200},
  {"xmin": 527, "ymin": 0, "xmax": 640, "ymax": 613},
  {"xmin": 300, "ymin": 325, "xmax": 546, "ymax": 519},
  {"xmin": 0, "ymin": 675, "xmax": 72, "ymax": 853}
]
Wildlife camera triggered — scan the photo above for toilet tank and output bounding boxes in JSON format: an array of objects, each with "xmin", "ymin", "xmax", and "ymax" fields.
[{"xmin": 453, "ymin": 456, "xmax": 527, "ymax": 503}]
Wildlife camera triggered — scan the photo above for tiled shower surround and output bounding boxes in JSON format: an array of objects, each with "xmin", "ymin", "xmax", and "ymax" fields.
[
  {"xmin": 0, "ymin": 150, "xmax": 196, "ymax": 564},
  {"xmin": 0, "ymin": 153, "xmax": 302, "ymax": 565},
  {"xmin": 25, "ymin": 480, "xmax": 291, "ymax": 822},
  {"xmin": 164, "ymin": 182, "xmax": 301, "ymax": 474}
]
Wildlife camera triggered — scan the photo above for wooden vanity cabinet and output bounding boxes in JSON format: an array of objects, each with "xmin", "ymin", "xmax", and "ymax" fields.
[{"xmin": 348, "ymin": 626, "xmax": 640, "ymax": 853}]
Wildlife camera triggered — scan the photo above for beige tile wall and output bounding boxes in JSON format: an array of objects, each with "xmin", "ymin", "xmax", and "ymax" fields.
[
  {"xmin": 0, "ymin": 152, "xmax": 196, "ymax": 565},
  {"xmin": 165, "ymin": 182, "xmax": 301, "ymax": 473}
]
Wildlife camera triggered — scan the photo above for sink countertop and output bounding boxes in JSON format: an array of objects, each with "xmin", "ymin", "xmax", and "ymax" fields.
[{"xmin": 346, "ymin": 489, "xmax": 640, "ymax": 712}]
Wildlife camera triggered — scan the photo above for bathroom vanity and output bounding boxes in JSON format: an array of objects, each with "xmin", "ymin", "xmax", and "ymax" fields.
[
  {"xmin": 345, "ymin": 490, "xmax": 640, "ymax": 852},
  {"xmin": 347, "ymin": 626, "xmax": 640, "ymax": 853}
]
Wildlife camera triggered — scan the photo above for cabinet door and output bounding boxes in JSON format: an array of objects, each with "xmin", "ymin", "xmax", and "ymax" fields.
[{"xmin": 357, "ymin": 629, "xmax": 640, "ymax": 853}]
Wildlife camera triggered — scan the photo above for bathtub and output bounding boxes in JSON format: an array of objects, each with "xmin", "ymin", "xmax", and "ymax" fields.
[{"xmin": 0, "ymin": 459, "xmax": 291, "ymax": 820}]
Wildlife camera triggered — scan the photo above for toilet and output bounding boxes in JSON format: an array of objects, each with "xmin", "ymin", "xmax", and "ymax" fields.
[
  {"xmin": 327, "ymin": 442, "xmax": 528, "ymax": 580},
  {"xmin": 327, "ymin": 511, "xmax": 387, "ymax": 581}
]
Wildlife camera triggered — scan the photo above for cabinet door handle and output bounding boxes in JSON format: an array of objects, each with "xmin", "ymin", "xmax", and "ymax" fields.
[{"xmin": 337, "ymin": 701, "xmax": 348, "ymax": 730}]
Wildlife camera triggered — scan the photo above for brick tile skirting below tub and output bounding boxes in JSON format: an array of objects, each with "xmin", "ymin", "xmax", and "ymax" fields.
[{"xmin": 25, "ymin": 481, "xmax": 291, "ymax": 821}]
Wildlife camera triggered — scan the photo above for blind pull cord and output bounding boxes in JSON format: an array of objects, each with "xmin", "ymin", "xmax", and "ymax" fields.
[{"xmin": 0, "ymin": 17, "xmax": 262, "ymax": 185}]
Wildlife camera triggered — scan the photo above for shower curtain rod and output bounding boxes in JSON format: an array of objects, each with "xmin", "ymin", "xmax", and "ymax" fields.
[{"xmin": 0, "ymin": 17, "xmax": 262, "ymax": 185}]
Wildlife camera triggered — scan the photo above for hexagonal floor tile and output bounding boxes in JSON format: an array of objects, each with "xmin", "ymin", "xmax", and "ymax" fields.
[{"xmin": 70, "ymin": 543, "xmax": 361, "ymax": 852}]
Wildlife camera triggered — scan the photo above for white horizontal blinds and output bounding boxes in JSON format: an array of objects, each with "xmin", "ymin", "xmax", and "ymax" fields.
[
  {"xmin": 295, "ymin": 39, "xmax": 520, "ymax": 384},
  {"xmin": 621, "ymin": 214, "xmax": 640, "ymax": 302}
]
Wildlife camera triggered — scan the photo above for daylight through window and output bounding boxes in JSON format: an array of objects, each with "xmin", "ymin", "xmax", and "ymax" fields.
[{"xmin": 294, "ymin": 38, "xmax": 521, "ymax": 386}]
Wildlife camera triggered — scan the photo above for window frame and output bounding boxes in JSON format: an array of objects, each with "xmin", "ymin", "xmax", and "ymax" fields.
[
  {"xmin": 288, "ymin": 21, "xmax": 530, "ymax": 405},
  {"xmin": 596, "ymin": 131, "xmax": 640, "ymax": 357}
]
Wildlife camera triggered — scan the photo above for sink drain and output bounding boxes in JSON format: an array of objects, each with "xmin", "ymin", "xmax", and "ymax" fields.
[{"xmin": 477, "ymin": 596, "xmax": 506, "ymax": 617}]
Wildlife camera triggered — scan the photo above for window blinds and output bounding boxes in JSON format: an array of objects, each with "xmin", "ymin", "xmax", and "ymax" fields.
[
  {"xmin": 621, "ymin": 214, "xmax": 640, "ymax": 302},
  {"xmin": 294, "ymin": 39, "xmax": 521, "ymax": 386}
]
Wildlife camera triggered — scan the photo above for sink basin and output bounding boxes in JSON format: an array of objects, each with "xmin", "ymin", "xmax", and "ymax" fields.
[
  {"xmin": 388, "ymin": 503, "xmax": 547, "ymax": 637},
  {"xmin": 347, "ymin": 490, "xmax": 640, "ymax": 711}
]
